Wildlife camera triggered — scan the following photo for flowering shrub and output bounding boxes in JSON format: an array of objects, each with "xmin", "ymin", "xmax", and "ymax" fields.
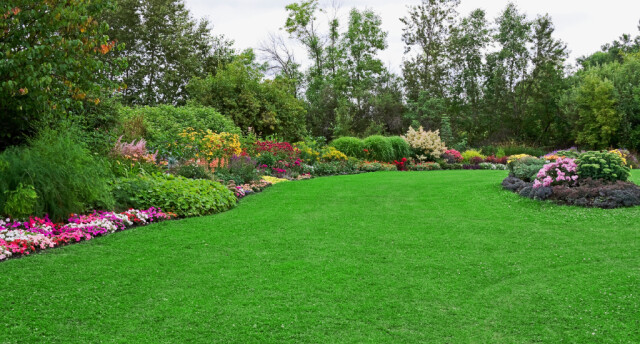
[
  {"xmin": 321, "ymin": 147, "xmax": 348, "ymax": 162},
  {"xmin": 609, "ymin": 149, "xmax": 638, "ymax": 169},
  {"xmin": 461, "ymin": 149, "xmax": 486, "ymax": 163},
  {"xmin": 533, "ymin": 158, "xmax": 579, "ymax": 188},
  {"xmin": 0, "ymin": 208, "xmax": 172, "ymax": 261},
  {"xmin": 442, "ymin": 149, "xmax": 463, "ymax": 163},
  {"xmin": 402, "ymin": 127, "xmax": 447, "ymax": 160},
  {"xmin": 112, "ymin": 136, "xmax": 158, "ymax": 164},
  {"xmin": 484, "ymin": 155, "xmax": 508, "ymax": 164},
  {"xmin": 176, "ymin": 128, "xmax": 242, "ymax": 166},
  {"xmin": 295, "ymin": 142, "xmax": 321, "ymax": 164},
  {"xmin": 254, "ymin": 140, "xmax": 299, "ymax": 162}
]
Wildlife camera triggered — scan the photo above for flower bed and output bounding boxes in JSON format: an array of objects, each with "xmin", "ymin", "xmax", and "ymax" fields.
[
  {"xmin": 0, "ymin": 208, "xmax": 173, "ymax": 261},
  {"xmin": 503, "ymin": 151, "xmax": 640, "ymax": 208}
]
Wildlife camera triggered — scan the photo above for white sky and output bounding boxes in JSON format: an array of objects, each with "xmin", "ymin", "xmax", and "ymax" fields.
[{"xmin": 184, "ymin": 0, "xmax": 640, "ymax": 73}]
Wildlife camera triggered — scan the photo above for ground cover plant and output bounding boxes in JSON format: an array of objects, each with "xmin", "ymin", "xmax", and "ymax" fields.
[{"xmin": 0, "ymin": 171, "xmax": 638, "ymax": 342}]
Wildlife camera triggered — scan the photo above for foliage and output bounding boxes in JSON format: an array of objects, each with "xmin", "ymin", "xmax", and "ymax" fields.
[
  {"xmin": 2, "ymin": 183, "xmax": 37, "ymax": 220},
  {"xmin": 321, "ymin": 147, "xmax": 348, "ymax": 162},
  {"xmin": 442, "ymin": 149, "xmax": 463, "ymax": 163},
  {"xmin": 119, "ymin": 105, "xmax": 240, "ymax": 152},
  {"xmin": 401, "ymin": 127, "xmax": 447, "ymax": 160},
  {"xmin": 101, "ymin": 0, "xmax": 232, "ymax": 105},
  {"xmin": 177, "ymin": 129, "xmax": 242, "ymax": 165},
  {"xmin": 0, "ymin": 0, "xmax": 124, "ymax": 149},
  {"xmin": 460, "ymin": 150, "xmax": 485, "ymax": 163},
  {"xmin": 172, "ymin": 163, "xmax": 214, "ymax": 181},
  {"xmin": 363, "ymin": 135, "xmax": 394, "ymax": 162},
  {"xmin": 330, "ymin": 137, "xmax": 364, "ymax": 158},
  {"xmin": 357, "ymin": 161, "xmax": 396, "ymax": 172},
  {"xmin": 550, "ymin": 179, "xmax": 640, "ymax": 208},
  {"xmin": 533, "ymin": 158, "xmax": 579, "ymax": 188},
  {"xmin": 215, "ymin": 155, "xmax": 260, "ymax": 185},
  {"xmin": 408, "ymin": 162, "xmax": 442, "ymax": 171},
  {"xmin": 576, "ymin": 151, "xmax": 630, "ymax": 182},
  {"xmin": 113, "ymin": 173, "xmax": 236, "ymax": 217},
  {"xmin": 387, "ymin": 136, "xmax": 412, "ymax": 161},
  {"xmin": 187, "ymin": 51, "xmax": 307, "ymax": 141},
  {"xmin": 0, "ymin": 128, "xmax": 114, "ymax": 221},
  {"xmin": 508, "ymin": 156, "xmax": 546, "ymax": 182}
]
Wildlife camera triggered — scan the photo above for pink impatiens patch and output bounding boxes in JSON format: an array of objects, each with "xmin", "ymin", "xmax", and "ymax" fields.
[
  {"xmin": 533, "ymin": 158, "xmax": 579, "ymax": 189},
  {"xmin": 0, "ymin": 208, "xmax": 173, "ymax": 262}
]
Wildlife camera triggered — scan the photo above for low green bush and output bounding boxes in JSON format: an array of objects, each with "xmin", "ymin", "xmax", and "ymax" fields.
[
  {"xmin": 387, "ymin": 136, "xmax": 412, "ymax": 160},
  {"xmin": 363, "ymin": 135, "xmax": 394, "ymax": 162},
  {"xmin": 576, "ymin": 151, "xmax": 630, "ymax": 182},
  {"xmin": 330, "ymin": 137, "xmax": 364, "ymax": 158},
  {"xmin": 508, "ymin": 156, "xmax": 546, "ymax": 182},
  {"xmin": 113, "ymin": 173, "xmax": 236, "ymax": 217},
  {"xmin": 0, "ymin": 128, "xmax": 115, "ymax": 221}
]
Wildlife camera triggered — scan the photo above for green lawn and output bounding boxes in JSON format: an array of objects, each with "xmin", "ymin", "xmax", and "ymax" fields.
[{"xmin": 2, "ymin": 171, "xmax": 639, "ymax": 343}]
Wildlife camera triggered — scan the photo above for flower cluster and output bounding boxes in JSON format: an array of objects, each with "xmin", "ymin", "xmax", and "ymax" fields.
[
  {"xmin": 0, "ymin": 208, "xmax": 173, "ymax": 261},
  {"xmin": 442, "ymin": 149, "xmax": 463, "ymax": 163},
  {"xmin": 533, "ymin": 158, "xmax": 579, "ymax": 189},
  {"xmin": 112, "ymin": 136, "xmax": 158, "ymax": 164},
  {"xmin": 393, "ymin": 158, "xmax": 408, "ymax": 171},
  {"xmin": 321, "ymin": 147, "xmax": 348, "ymax": 162},
  {"xmin": 178, "ymin": 128, "xmax": 242, "ymax": 165}
]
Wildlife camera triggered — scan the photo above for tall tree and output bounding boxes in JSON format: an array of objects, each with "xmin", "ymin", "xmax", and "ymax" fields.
[
  {"xmin": 0, "ymin": 0, "xmax": 124, "ymax": 149},
  {"xmin": 524, "ymin": 15, "xmax": 568, "ymax": 145},
  {"xmin": 103, "ymin": 0, "xmax": 232, "ymax": 105},
  {"xmin": 401, "ymin": 0, "xmax": 459, "ymax": 102}
]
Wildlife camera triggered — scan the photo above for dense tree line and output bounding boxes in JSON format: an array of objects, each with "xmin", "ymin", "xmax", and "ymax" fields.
[{"xmin": 1, "ymin": 0, "xmax": 639, "ymax": 152}]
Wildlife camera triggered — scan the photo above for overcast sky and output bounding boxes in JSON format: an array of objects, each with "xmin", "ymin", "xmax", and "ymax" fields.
[{"xmin": 184, "ymin": 0, "xmax": 640, "ymax": 73}]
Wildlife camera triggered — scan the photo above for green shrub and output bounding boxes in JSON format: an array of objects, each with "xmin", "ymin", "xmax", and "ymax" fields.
[
  {"xmin": 330, "ymin": 137, "xmax": 364, "ymax": 158},
  {"xmin": 508, "ymin": 157, "xmax": 546, "ymax": 182},
  {"xmin": 113, "ymin": 173, "xmax": 236, "ymax": 217},
  {"xmin": 576, "ymin": 151, "xmax": 631, "ymax": 182},
  {"xmin": 363, "ymin": 135, "xmax": 394, "ymax": 162},
  {"xmin": 461, "ymin": 150, "xmax": 486, "ymax": 163},
  {"xmin": 387, "ymin": 136, "xmax": 412, "ymax": 160},
  {"xmin": 0, "ymin": 128, "xmax": 115, "ymax": 221},
  {"xmin": 120, "ymin": 105, "xmax": 240, "ymax": 150},
  {"xmin": 2, "ymin": 183, "xmax": 38, "ymax": 220}
]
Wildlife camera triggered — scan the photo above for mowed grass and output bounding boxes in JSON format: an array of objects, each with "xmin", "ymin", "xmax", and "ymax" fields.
[{"xmin": 1, "ymin": 171, "xmax": 639, "ymax": 343}]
